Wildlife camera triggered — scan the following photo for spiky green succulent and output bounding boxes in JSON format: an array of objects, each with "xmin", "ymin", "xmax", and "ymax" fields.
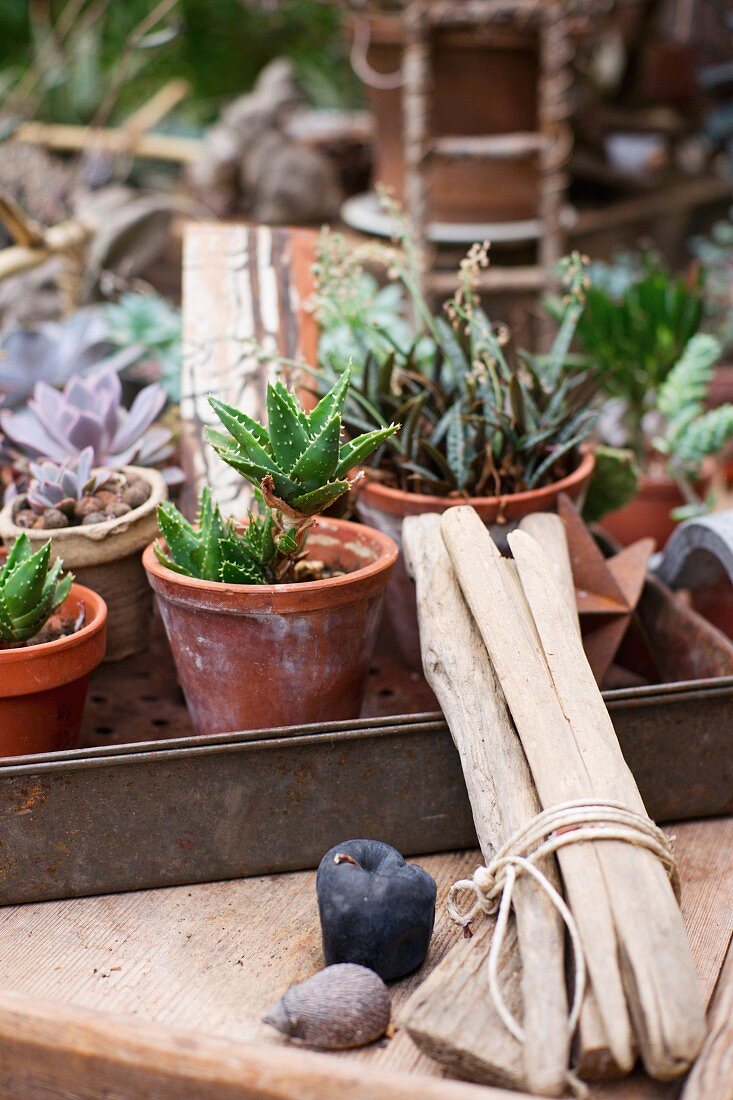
[
  {"xmin": 155, "ymin": 487, "xmax": 276, "ymax": 585},
  {"xmin": 205, "ymin": 369, "xmax": 398, "ymax": 518},
  {"xmin": 0, "ymin": 535, "xmax": 73, "ymax": 646}
]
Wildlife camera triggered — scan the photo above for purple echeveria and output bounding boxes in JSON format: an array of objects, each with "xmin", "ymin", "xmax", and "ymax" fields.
[
  {"xmin": 0, "ymin": 308, "xmax": 141, "ymax": 409},
  {"xmin": 1, "ymin": 366, "xmax": 180, "ymax": 479},
  {"xmin": 26, "ymin": 447, "xmax": 111, "ymax": 511}
]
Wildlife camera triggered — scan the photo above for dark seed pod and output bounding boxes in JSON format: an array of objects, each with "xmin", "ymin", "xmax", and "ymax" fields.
[{"xmin": 262, "ymin": 963, "xmax": 390, "ymax": 1050}]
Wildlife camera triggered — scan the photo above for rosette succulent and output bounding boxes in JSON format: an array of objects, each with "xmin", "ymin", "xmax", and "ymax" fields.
[
  {"xmin": 26, "ymin": 448, "xmax": 111, "ymax": 513},
  {"xmin": 206, "ymin": 368, "xmax": 398, "ymax": 551},
  {"xmin": 0, "ymin": 308, "xmax": 140, "ymax": 409},
  {"xmin": 1, "ymin": 366, "xmax": 179, "ymax": 479},
  {"xmin": 0, "ymin": 534, "xmax": 73, "ymax": 646}
]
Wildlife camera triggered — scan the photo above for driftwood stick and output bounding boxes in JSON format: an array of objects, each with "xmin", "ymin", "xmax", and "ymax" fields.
[
  {"xmin": 518, "ymin": 513, "xmax": 578, "ymax": 633},
  {"xmin": 401, "ymin": 514, "xmax": 569, "ymax": 1096},
  {"xmin": 441, "ymin": 507, "xmax": 634, "ymax": 1073},
  {"xmin": 518, "ymin": 514, "xmax": 618, "ymax": 1079},
  {"xmin": 681, "ymin": 938, "xmax": 733, "ymax": 1100},
  {"xmin": 508, "ymin": 528, "xmax": 705, "ymax": 1078}
]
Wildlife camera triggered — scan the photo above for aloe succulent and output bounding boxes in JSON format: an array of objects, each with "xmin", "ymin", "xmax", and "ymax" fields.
[
  {"xmin": 1, "ymin": 366, "xmax": 180, "ymax": 480},
  {"xmin": 0, "ymin": 534, "xmax": 73, "ymax": 646},
  {"xmin": 26, "ymin": 448, "xmax": 111, "ymax": 512},
  {"xmin": 206, "ymin": 369, "xmax": 398, "ymax": 551},
  {"xmin": 155, "ymin": 487, "xmax": 277, "ymax": 585},
  {"xmin": 0, "ymin": 308, "xmax": 140, "ymax": 409}
]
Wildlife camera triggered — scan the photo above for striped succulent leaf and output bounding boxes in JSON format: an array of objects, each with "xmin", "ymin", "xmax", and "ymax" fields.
[{"xmin": 0, "ymin": 535, "xmax": 73, "ymax": 645}]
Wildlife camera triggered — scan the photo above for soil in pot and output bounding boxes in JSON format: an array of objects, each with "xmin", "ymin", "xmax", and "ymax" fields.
[
  {"xmin": 0, "ymin": 583, "xmax": 107, "ymax": 757},
  {"xmin": 0, "ymin": 466, "xmax": 167, "ymax": 662},
  {"xmin": 144, "ymin": 517, "xmax": 398, "ymax": 735},
  {"xmin": 355, "ymin": 450, "xmax": 596, "ymax": 668},
  {"xmin": 352, "ymin": 15, "xmax": 539, "ymax": 223}
]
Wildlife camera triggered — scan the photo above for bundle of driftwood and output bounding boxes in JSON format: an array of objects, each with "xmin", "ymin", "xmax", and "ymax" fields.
[{"xmin": 400, "ymin": 507, "xmax": 705, "ymax": 1097}]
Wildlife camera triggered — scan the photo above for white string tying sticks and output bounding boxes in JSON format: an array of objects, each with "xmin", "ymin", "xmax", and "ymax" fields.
[{"xmin": 447, "ymin": 798, "xmax": 679, "ymax": 1097}]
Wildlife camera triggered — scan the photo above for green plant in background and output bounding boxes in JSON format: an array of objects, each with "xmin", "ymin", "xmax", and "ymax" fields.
[
  {"xmin": 0, "ymin": 535, "xmax": 72, "ymax": 646},
  {"xmin": 105, "ymin": 292, "xmax": 182, "ymax": 402},
  {"xmin": 690, "ymin": 208, "xmax": 733, "ymax": 353},
  {"xmin": 567, "ymin": 257, "xmax": 704, "ymax": 457},
  {"xmin": 155, "ymin": 487, "xmax": 276, "ymax": 585},
  {"xmin": 0, "ymin": 0, "xmax": 356, "ymax": 129},
  {"xmin": 654, "ymin": 334, "xmax": 733, "ymax": 518},
  {"xmin": 309, "ymin": 228, "xmax": 597, "ymax": 498},
  {"xmin": 582, "ymin": 445, "xmax": 640, "ymax": 523},
  {"xmin": 312, "ymin": 230, "xmax": 428, "ymax": 375}
]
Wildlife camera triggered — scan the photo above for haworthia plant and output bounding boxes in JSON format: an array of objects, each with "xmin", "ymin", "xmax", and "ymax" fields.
[
  {"xmin": 206, "ymin": 368, "xmax": 398, "ymax": 519},
  {"xmin": 0, "ymin": 534, "xmax": 73, "ymax": 645},
  {"xmin": 155, "ymin": 487, "xmax": 276, "ymax": 585}
]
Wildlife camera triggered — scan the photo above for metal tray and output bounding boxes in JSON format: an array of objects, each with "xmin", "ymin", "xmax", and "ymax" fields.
[{"xmin": 0, "ymin": 614, "xmax": 731, "ymax": 906}]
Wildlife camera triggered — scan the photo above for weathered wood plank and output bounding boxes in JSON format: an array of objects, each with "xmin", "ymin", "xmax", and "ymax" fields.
[
  {"xmin": 180, "ymin": 223, "xmax": 318, "ymax": 516},
  {"xmin": 0, "ymin": 821, "xmax": 726, "ymax": 1095},
  {"xmin": 0, "ymin": 989, "xmax": 534, "ymax": 1100}
]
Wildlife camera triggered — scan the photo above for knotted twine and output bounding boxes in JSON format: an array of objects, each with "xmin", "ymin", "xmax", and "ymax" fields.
[{"xmin": 446, "ymin": 798, "xmax": 679, "ymax": 1098}]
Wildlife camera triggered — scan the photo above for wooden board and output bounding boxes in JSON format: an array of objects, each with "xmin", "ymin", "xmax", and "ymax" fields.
[
  {"xmin": 0, "ymin": 818, "xmax": 729, "ymax": 1097},
  {"xmin": 180, "ymin": 222, "xmax": 318, "ymax": 517}
]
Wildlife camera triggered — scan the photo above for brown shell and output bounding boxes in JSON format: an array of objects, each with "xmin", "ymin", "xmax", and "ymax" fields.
[{"xmin": 262, "ymin": 963, "xmax": 391, "ymax": 1050}]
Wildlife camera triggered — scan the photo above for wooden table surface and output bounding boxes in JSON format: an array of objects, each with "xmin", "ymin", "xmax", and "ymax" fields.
[{"xmin": 0, "ymin": 816, "xmax": 729, "ymax": 1098}]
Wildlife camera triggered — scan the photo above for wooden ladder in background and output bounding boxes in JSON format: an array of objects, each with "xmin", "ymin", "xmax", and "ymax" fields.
[{"xmin": 401, "ymin": 0, "xmax": 574, "ymax": 296}]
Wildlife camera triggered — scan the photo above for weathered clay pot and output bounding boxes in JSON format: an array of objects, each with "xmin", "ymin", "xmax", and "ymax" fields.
[
  {"xmin": 0, "ymin": 583, "xmax": 106, "ymax": 757},
  {"xmin": 143, "ymin": 517, "xmax": 398, "ymax": 735},
  {"xmin": 351, "ymin": 13, "xmax": 539, "ymax": 223},
  {"xmin": 599, "ymin": 462, "xmax": 714, "ymax": 550},
  {"xmin": 355, "ymin": 450, "xmax": 596, "ymax": 667},
  {"xmin": 0, "ymin": 466, "xmax": 166, "ymax": 662}
]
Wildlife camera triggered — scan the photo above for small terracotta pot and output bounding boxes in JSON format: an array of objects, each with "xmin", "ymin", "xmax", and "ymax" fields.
[
  {"xmin": 0, "ymin": 583, "xmax": 107, "ymax": 757},
  {"xmin": 599, "ymin": 462, "xmax": 715, "ymax": 550},
  {"xmin": 0, "ymin": 466, "xmax": 167, "ymax": 662},
  {"xmin": 355, "ymin": 450, "xmax": 596, "ymax": 667},
  {"xmin": 143, "ymin": 518, "xmax": 398, "ymax": 735}
]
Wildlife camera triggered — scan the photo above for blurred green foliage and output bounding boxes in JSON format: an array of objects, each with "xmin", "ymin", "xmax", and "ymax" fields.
[{"xmin": 0, "ymin": 0, "xmax": 359, "ymax": 128}]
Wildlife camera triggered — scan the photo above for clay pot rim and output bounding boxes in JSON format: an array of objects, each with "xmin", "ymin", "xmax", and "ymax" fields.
[
  {"xmin": 0, "ymin": 465, "xmax": 166, "ymax": 545},
  {"xmin": 0, "ymin": 583, "xmax": 107, "ymax": 693},
  {"xmin": 357, "ymin": 449, "xmax": 596, "ymax": 517},
  {"xmin": 143, "ymin": 516, "xmax": 399, "ymax": 613}
]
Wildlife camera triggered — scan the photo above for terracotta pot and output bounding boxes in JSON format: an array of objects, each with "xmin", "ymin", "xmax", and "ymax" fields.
[
  {"xmin": 599, "ymin": 462, "xmax": 715, "ymax": 550},
  {"xmin": 351, "ymin": 14, "xmax": 539, "ymax": 223},
  {"xmin": 143, "ymin": 518, "xmax": 398, "ymax": 735},
  {"xmin": 0, "ymin": 583, "xmax": 106, "ymax": 757},
  {"xmin": 355, "ymin": 450, "xmax": 596, "ymax": 668},
  {"xmin": 707, "ymin": 363, "xmax": 733, "ymax": 488},
  {"xmin": 0, "ymin": 467, "xmax": 167, "ymax": 662}
]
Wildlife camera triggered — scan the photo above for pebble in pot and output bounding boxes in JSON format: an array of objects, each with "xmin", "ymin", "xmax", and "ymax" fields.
[
  {"xmin": 316, "ymin": 839, "xmax": 437, "ymax": 982},
  {"xmin": 262, "ymin": 963, "xmax": 390, "ymax": 1050}
]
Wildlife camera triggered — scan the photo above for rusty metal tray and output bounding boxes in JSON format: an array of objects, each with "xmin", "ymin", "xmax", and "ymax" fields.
[{"xmin": 0, "ymin": 597, "xmax": 731, "ymax": 906}]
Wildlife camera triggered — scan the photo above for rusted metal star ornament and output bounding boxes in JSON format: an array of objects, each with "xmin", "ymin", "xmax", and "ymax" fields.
[{"xmin": 557, "ymin": 495, "xmax": 654, "ymax": 685}]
